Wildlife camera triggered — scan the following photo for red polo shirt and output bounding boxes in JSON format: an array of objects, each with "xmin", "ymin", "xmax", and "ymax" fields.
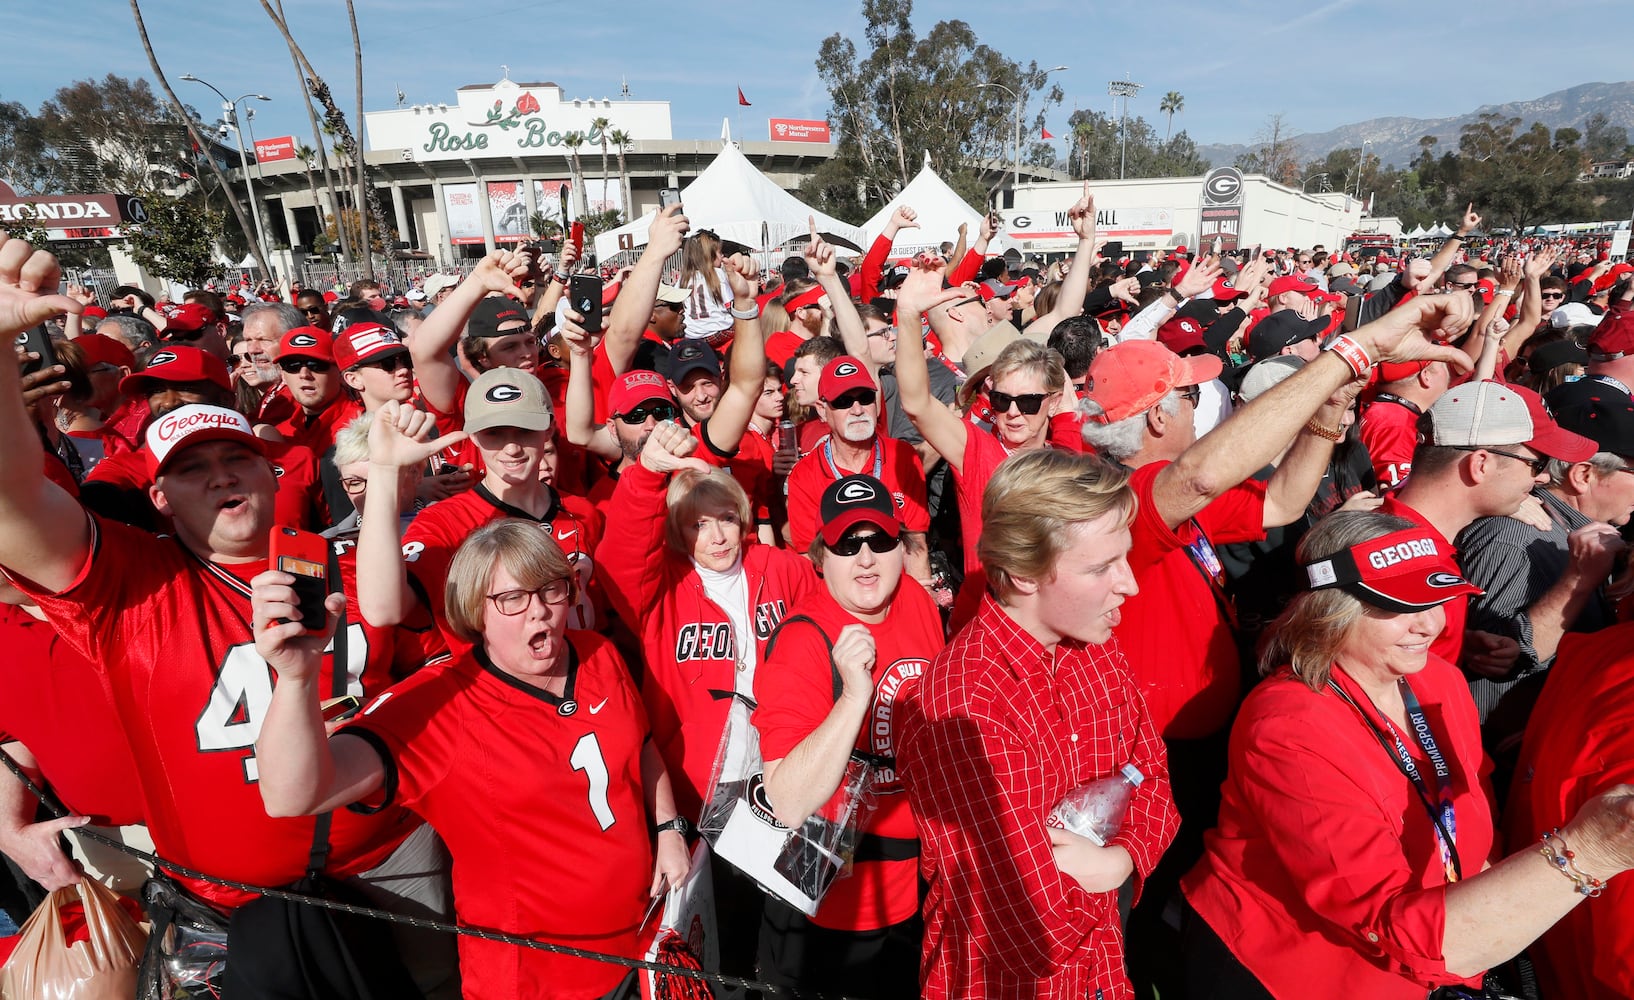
[
  {"xmin": 1378, "ymin": 494, "xmax": 1465, "ymax": 666},
  {"xmin": 784, "ymin": 434, "xmax": 930, "ymax": 552}
]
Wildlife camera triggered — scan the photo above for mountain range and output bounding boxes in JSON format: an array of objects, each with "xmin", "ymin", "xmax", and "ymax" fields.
[{"xmin": 1195, "ymin": 81, "xmax": 1634, "ymax": 171}]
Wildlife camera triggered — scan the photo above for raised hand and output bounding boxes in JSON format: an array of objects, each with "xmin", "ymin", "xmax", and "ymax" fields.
[
  {"xmin": 830, "ymin": 624, "xmax": 878, "ymax": 704},
  {"xmin": 804, "ymin": 216, "xmax": 838, "ymax": 278},
  {"xmin": 369, "ymin": 399, "xmax": 464, "ymax": 469},
  {"xmin": 0, "ymin": 234, "xmax": 79, "ymax": 340},
  {"xmin": 889, "ymin": 205, "xmax": 919, "ymax": 233},
  {"xmin": 251, "ymin": 571, "xmax": 346, "ymax": 682},
  {"xmin": 1458, "ymin": 203, "xmax": 1481, "ymax": 236},
  {"xmin": 1175, "ymin": 258, "xmax": 1223, "ymax": 300},
  {"xmin": 648, "ymin": 203, "xmax": 690, "ymax": 260},
  {"xmin": 639, "ymin": 419, "xmax": 714, "ymax": 476},
  {"xmin": 1066, "ymin": 182, "xmax": 1097, "ymax": 241},
  {"xmin": 723, "ymin": 253, "xmax": 760, "ymax": 299},
  {"xmin": 1360, "ymin": 292, "xmax": 1477, "ymax": 372},
  {"xmin": 557, "ymin": 307, "xmax": 601, "ymax": 356}
]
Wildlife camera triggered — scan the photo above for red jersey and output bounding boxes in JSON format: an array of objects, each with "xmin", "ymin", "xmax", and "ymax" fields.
[
  {"xmin": 1379, "ymin": 494, "xmax": 1465, "ymax": 665},
  {"xmin": 5, "ymin": 514, "xmax": 419, "ymax": 908},
  {"xmin": 401, "ymin": 483, "xmax": 605, "ymax": 651},
  {"xmin": 784, "ymin": 434, "xmax": 930, "ymax": 552},
  {"xmin": 99, "ymin": 397, "xmax": 148, "ymax": 457},
  {"xmin": 1360, "ymin": 395, "xmax": 1421, "ymax": 488},
  {"xmin": 272, "ymin": 395, "xmax": 364, "ymax": 455},
  {"xmin": 0, "ymin": 606, "xmax": 144, "ymax": 826},
  {"xmin": 1119, "ymin": 461, "xmax": 1267, "ymax": 739},
  {"xmin": 345, "ymin": 632, "xmax": 653, "ymax": 1000},
  {"xmin": 752, "ymin": 580, "xmax": 945, "ymax": 931},
  {"xmin": 764, "ymin": 330, "xmax": 807, "ymax": 369}
]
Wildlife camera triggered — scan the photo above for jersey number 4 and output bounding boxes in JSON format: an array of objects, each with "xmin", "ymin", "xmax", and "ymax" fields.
[{"xmin": 194, "ymin": 626, "xmax": 367, "ymax": 783}]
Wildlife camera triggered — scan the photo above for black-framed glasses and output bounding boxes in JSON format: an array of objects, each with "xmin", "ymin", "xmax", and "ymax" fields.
[
  {"xmin": 616, "ymin": 402, "xmax": 679, "ymax": 424},
  {"xmin": 866, "ymin": 325, "xmax": 896, "ymax": 339},
  {"xmin": 362, "ymin": 354, "xmax": 414, "ymax": 373},
  {"xmin": 227, "ymin": 354, "xmax": 247, "ymax": 367},
  {"xmin": 828, "ymin": 389, "xmax": 876, "ymax": 411},
  {"xmin": 659, "ymin": 301, "xmax": 685, "ymax": 312},
  {"xmin": 1178, "ymin": 384, "xmax": 1203, "ymax": 407},
  {"xmin": 301, "ymin": 306, "xmax": 327, "ymax": 316},
  {"xmin": 279, "ymin": 357, "xmax": 334, "ymax": 374},
  {"xmin": 486, "ymin": 579, "xmax": 572, "ymax": 615},
  {"xmin": 988, "ymin": 389, "xmax": 1050, "ymax": 415},
  {"xmin": 1451, "ymin": 445, "xmax": 1548, "ymax": 474},
  {"xmin": 826, "ymin": 531, "xmax": 901, "ymax": 557}
]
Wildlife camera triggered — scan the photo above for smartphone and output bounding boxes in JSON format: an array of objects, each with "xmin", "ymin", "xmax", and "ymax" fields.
[
  {"xmin": 321, "ymin": 695, "xmax": 363, "ymax": 724},
  {"xmin": 569, "ymin": 274, "xmax": 604, "ymax": 334},
  {"xmin": 15, "ymin": 325, "xmax": 58, "ymax": 377},
  {"xmin": 269, "ymin": 526, "xmax": 329, "ymax": 633},
  {"xmin": 1102, "ymin": 240, "xmax": 1124, "ymax": 259},
  {"xmin": 659, "ymin": 187, "xmax": 682, "ymax": 210}
]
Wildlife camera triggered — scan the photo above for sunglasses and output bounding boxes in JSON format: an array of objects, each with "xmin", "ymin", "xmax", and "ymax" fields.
[
  {"xmin": 988, "ymin": 389, "xmax": 1050, "ymax": 415},
  {"xmin": 659, "ymin": 301, "xmax": 685, "ymax": 312},
  {"xmin": 227, "ymin": 353, "xmax": 249, "ymax": 367},
  {"xmin": 1452, "ymin": 445, "xmax": 1548, "ymax": 475},
  {"xmin": 1540, "ymin": 292, "xmax": 1566, "ymax": 300},
  {"xmin": 361, "ymin": 354, "xmax": 413, "ymax": 373},
  {"xmin": 520, "ymin": 280, "xmax": 539, "ymax": 289},
  {"xmin": 616, "ymin": 402, "xmax": 679, "ymax": 424},
  {"xmin": 1179, "ymin": 384, "xmax": 1203, "ymax": 407},
  {"xmin": 1446, "ymin": 280, "xmax": 1478, "ymax": 290},
  {"xmin": 828, "ymin": 389, "xmax": 876, "ymax": 411},
  {"xmin": 301, "ymin": 306, "xmax": 327, "ymax": 316},
  {"xmin": 826, "ymin": 531, "xmax": 901, "ymax": 557},
  {"xmin": 279, "ymin": 357, "xmax": 334, "ymax": 374}
]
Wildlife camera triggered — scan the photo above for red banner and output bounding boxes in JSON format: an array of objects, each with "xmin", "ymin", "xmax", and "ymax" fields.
[
  {"xmin": 254, "ymin": 136, "xmax": 298, "ymax": 163},
  {"xmin": 768, "ymin": 118, "xmax": 831, "ymax": 144}
]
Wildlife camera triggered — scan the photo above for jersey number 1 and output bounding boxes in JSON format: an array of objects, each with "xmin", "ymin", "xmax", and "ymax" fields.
[{"xmin": 569, "ymin": 733, "xmax": 615, "ymax": 830}]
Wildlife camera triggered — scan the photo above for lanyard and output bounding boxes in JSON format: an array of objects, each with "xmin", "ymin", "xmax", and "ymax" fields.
[
  {"xmin": 1328, "ymin": 676, "xmax": 1461, "ymax": 882},
  {"xmin": 819, "ymin": 435, "xmax": 883, "ymax": 481},
  {"xmin": 1181, "ymin": 519, "xmax": 1237, "ymax": 629},
  {"xmin": 1370, "ymin": 392, "xmax": 1422, "ymax": 416}
]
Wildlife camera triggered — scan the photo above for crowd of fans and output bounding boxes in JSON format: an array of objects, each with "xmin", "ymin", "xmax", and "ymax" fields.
[{"xmin": 2, "ymin": 185, "xmax": 1634, "ymax": 1000}]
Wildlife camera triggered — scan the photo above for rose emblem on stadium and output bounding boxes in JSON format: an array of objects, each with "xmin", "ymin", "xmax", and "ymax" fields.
[{"xmin": 515, "ymin": 92, "xmax": 540, "ymax": 116}]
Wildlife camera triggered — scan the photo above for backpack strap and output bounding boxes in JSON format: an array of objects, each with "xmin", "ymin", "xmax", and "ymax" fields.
[{"xmin": 765, "ymin": 614, "xmax": 839, "ymax": 700}]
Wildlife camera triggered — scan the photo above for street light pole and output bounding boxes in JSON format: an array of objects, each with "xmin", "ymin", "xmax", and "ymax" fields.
[
  {"xmin": 1108, "ymin": 79, "xmax": 1143, "ymax": 180},
  {"xmin": 1355, "ymin": 139, "xmax": 1371, "ymax": 200},
  {"xmin": 181, "ymin": 74, "xmax": 274, "ymax": 281},
  {"xmin": 980, "ymin": 66, "xmax": 1066, "ymax": 207}
]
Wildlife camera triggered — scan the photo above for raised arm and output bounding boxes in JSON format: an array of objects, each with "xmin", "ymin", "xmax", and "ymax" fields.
[
  {"xmin": 356, "ymin": 402, "xmax": 464, "ymax": 627},
  {"xmin": 1418, "ymin": 204, "xmax": 1481, "ymax": 293},
  {"xmin": 1499, "ymin": 247, "xmax": 1557, "ymax": 365},
  {"xmin": 604, "ymin": 204, "xmax": 689, "ymax": 375},
  {"xmin": 0, "ymin": 236, "xmax": 91, "ymax": 593},
  {"xmin": 1117, "ymin": 258, "xmax": 1224, "ymax": 344},
  {"xmin": 806, "ymin": 224, "xmax": 871, "ymax": 375},
  {"xmin": 893, "ymin": 263, "xmax": 974, "ymax": 473},
  {"xmin": 1027, "ymin": 184, "xmax": 1105, "ymax": 339},
  {"xmin": 699, "ymin": 255, "xmax": 766, "ymax": 455},
  {"xmin": 559, "ymin": 312, "xmax": 621, "ymax": 461},
  {"xmin": 1469, "ymin": 256, "xmax": 1521, "ymax": 382},
  {"xmin": 411, "ymin": 251, "xmax": 528, "ymax": 414},
  {"xmin": 946, "ymin": 210, "xmax": 997, "ymax": 287}
]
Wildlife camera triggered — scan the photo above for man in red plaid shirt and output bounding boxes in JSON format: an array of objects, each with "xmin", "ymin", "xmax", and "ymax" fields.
[{"xmin": 898, "ymin": 449, "xmax": 1178, "ymax": 999}]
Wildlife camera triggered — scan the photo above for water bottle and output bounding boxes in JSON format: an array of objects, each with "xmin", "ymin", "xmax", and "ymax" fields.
[{"xmin": 1047, "ymin": 763, "xmax": 1144, "ymax": 846}]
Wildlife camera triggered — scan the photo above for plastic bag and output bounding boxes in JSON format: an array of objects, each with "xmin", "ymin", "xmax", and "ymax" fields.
[
  {"xmin": 641, "ymin": 841, "xmax": 716, "ymax": 1000},
  {"xmin": 0, "ymin": 879, "xmax": 147, "ymax": 1000}
]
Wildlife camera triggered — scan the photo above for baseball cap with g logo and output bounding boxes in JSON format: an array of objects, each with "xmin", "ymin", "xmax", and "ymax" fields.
[
  {"xmin": 463, "ymin": 367, "xmax": 553, "ymax": 434},
  {"xmin": 818, "ymin": 474, "xmax": 901, "ymax": 546}
]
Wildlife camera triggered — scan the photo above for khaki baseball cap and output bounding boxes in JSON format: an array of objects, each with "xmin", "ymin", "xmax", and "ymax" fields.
[{"xmin": 464, "ymin": 368, "xmax": 553, "ymax": 434}]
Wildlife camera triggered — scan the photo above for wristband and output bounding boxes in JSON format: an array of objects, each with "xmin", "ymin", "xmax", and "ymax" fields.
[
  {"xmin": 552, "ymin": 272, "xmax": 569, "ymax": 285},
  {"xmin": 1303, "ymin": 418, "xmax": 1343, "ymax": 442},
  {"xmin": 1540, "ymin": 829, "xmax": 1604, "ymax": 898},
  {"xmin": 1325, "ymin": 334, "xmax": 1374, "ymax": 377},
  {"xmin": 730, "ymin": 302, "xmax": 760, "ymax": 321},
  {"xmin": 1447, "ymin": 233, "xmax": 1465, "ymax": 241},
  {"xmin": 1494, "ymin": 289, "xmax": 1514, "ymax": 297}
]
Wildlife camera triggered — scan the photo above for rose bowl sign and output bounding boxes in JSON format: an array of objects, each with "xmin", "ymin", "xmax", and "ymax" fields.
[{"xmin": 768, "ymin": 118, "xmax": 831, "ymax": 144}]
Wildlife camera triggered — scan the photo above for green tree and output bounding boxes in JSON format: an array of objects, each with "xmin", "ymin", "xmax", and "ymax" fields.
[
  {"xmin": 1063, "ymin": 109, "xmax": 1206, "ymax": 180},
  {"xmin": 1159, "ymin": 91, "xmax": 1184, "ymax": 144},
  {"xmin": 800, "ymin": 0, "xmax": 1062, "ymax": 222},
  {"xmin": 608, "ymin": 128, "xmax": 633, "ymax": 217},
  {"xmin": 34, "ymin": 75, "xmax": 204, "ymax": 194},
  {"xmin": 126, "ymin": 188, "xmax": 227, "ymax": 284},
  {"xmin": 0, "ymin": 98, "xmax": 54, "ymax": 195},
  {"xmin": 561, "ymin": 131, "xmax": 589, "ymax": 219},
  {"xmin": 1457, "ymin": 113, "xmax": 1587, "ymax": 234},
  {"xmin": 1583, "ymin": 113, "xmax": 1630, "ymax": 163},
  {"xmin": 591, "ymin": 116, "xmax": 613, "ymax": 212}
]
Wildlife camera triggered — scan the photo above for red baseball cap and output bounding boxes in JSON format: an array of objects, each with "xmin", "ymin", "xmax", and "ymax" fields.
[
  {"xmin": 1303, "ymin": 526, "xmax": 1482, "ymax": 613},
  {"xmin": 333, "ymin": 322, "xmax": 408, "ymax": 371},
  {"xmin": 119, "ymin": 345, "xmax": 232, "ymax": 397},
  {"xmin": 160, "ymin": 302, "xmax": 219, "ymax": 335},
  {"xmin": 1509, "ymin": 384, "xmax": 1596, "ymax": 462},
  {"xmin": 80, "ymin": 305, "xmax": 108, "ymax": 322},
  {"xmin": 75, "ymin": 333, "xmax": 135, "ymax": 371},
  {"xmin": 818, "ymin": 474, "xmax": 901, "ymax": 547},
  {"xmin": 144, "ymin": 404, "xmax": 265, "ymax": 477},
  {"xmin": 1085, "ymin": 340, "xmax": 1223, "ymax": 424},
  {"xmin": 1268, "ymin": 275, "xmax": 1318, "ymax": 298},
  {"xmin": 1156, "ymin": 315, "xmax": 1206, "ymax": 355},
  {"xmin": 278, "ymin": 326, "xmax": 335, "ymax": 363},
  {"xmin": 608, "ymin": 370, "xmax": 672, "ymax": 416},
  {"xmin": 1588, "ymin": 307, "xmax": 1634, "ymax": 360},
  {"xmin": 1374, "ymin": 359, "xmax": 1432, "ymax": 384},
  {"xmin": 818, "ymin": 356, "xmax": 878, "ymax": 402},
  {"xmin": 1211, "ymin": 276, "xmax": 1247, "ymax": 301}
]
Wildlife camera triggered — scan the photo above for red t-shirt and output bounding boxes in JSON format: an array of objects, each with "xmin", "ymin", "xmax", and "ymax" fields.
[
  {"xmin": 0, "ymin": 606, "xmax": 144, "ymax": 826},
  {"xmin": 752, "ymin": 581, "xmax": 945, "ymax": 931},
  {"xmin": 256, "ymin": 383, "xmax": 296, "ymax": 426},
  {"xmin": 1360, "ymin": 396, "xmax": 1421, "ymax": 489},
  {"xmin": 765, "ymin": 331, "xmax": 808, "ymax": 369},
  {"xmin": 1119, "ymin": 461, "xmax": 1267, "ymax": 740},
  {"xmin": 5, "ymin": 514, "xmax": 419, "ymax": 908},
  {"xmin": 687, "ymin": 419, "xmax": 775, "ymax": 527},
  {"xmin": 784, "ymin": 435, "xmax": 931, "ymax": 552},
  {"xmin": 1183, "ymin": 657, "xmax": 1493, "ymax": 999},
  {"xmin": 272, "ymin": 395, "xmax": 364, "ymax": 455},
  {"xmin": 1378, "ymin": 494, "xmax": 1465, "ymax": 666},
  {"xmin": 345, "ymin": 632, "xmax": 652, "ymax": 1000}
]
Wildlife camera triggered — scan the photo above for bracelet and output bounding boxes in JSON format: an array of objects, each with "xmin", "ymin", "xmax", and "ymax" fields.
[
  {"xmin": 1325, "ymin": 334, "xmax": 1374, "ymax": 377},
  {"xmin": 1494, "ymin": 289, "xmax": 1514, "ymax": 297},
  {"xmin": 730, "ymin": 302, "xmax": 760, "ymax": 321},
  {"xmin": 1304, "ymin": 418, "xmax": 1343, "ymax": 442},
  {"xmin": 552, "ymin": 272, "xmax": 569, "ymax": 285},
  {"xmin": 1447, "ymin": 233, "xmax": 1465, "ymax": 241},
  {"xmin": 1540, "ymin": 829, "xmax": 1605, "ymax": 898}
]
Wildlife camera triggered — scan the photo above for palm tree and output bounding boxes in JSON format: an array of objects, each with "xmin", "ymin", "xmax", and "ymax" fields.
[
  {"xmin": 343, "ymin": 0, "xmax": 372, "ymax": 277},
  {"xmin": 266, "ymin": 0, "xmax": 352, "ymax": 266},
  {"xmin": 590, "ymin": 116, "xmax": 612, "ymax": 213},
  {"xmin": 292, "ymin": 143, "xmax": 326, "ymax": 249},
  {"xmin": 561, "ymin": 131, "xmax": 590, "ymax": 219},
  {"xmin": 1160, "ymin": 91, "xmax": 1184, "ymax": 145},
  {"xmin": 609, "ymin": 128, "xmax": 633, "ymax": 220}
]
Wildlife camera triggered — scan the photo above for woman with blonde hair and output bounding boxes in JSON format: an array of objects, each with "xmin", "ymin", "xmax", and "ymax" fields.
[{"xmin": 1182, "ymin": 509, "xmax": 1634, "ymax": 1000}]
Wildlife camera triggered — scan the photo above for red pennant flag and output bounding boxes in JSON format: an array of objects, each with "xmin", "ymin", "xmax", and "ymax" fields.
[
  {"xmin": 737, "ymin": 86, "xmax": 751, "ymax": 107},
  {"xmin": 1042, "ymin": 126, "xmax": 1055, "ymax": 140}
]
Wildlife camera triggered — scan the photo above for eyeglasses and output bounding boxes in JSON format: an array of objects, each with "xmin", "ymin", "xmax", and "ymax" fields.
[
  {"xmin": 828, "ymin": 389, "xmax": 876, "ymax": 410},
  {"xmin": 987, "ymin": 389, "xmax": 1050, "ymax": 415},
  {"xmin": 659, "ymin": 301, "xmax": 685, "ymax": 312},
  {"xmin": 361, "ymin": 354, "xmax": 413, "ymax": 373},
  {"xmin": 520, "ymin": 281, "xmax": 538, "ymax": 289},
  {"xmin": 301, "ymin": 306, "xmax": 327, "ymax": 316},
  {"xmin": 616, "ymin": 402, "xmax": 679, "ymax": 424},
  {"xmin": 1451, "ymin": 445, "xmax": 1548, "ymax": 474},
  {"xmin": 825, "ymin": 531, "xmax": 901, "ymax": 557},
  {"xmin": 486, "ymin": 579, "xmax": 573, "ymax": 615},
  {"xmin": 866, "ymin": 325, "xmax": 896, "ymax": 339},
  {"xmin": 1178, "ymin": 384, "xmax": 1203, "ymax": 407},
  {"xmin": 279, "ymin": 357, "xmax": 334, "ymax": 374},
  {"xmin": 339, "ymin": 476, "xmax": 368, "ymax": 495},
  {"xmin": 1446, "ymin": 280, "xmax": 1479, "ymax": 291},
  {"xmin": 1540, "ymin": 292, "xmax": 1566, "ymax": 300}
]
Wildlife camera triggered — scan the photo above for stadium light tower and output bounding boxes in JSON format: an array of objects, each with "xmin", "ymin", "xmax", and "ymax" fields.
[{"xmin": 1108, "ymin": 79, "xmax": 1143, "ymax": 180}]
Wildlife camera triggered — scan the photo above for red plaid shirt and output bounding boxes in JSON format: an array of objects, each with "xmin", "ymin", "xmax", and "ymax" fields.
[{"xmin": 898, "ymin": 595, "xmax": 1178, "ymax": 1000}]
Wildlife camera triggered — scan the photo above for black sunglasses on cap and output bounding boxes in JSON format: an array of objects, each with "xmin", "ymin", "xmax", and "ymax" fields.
[
  {"xmin": 279, "ymin": 357, "xmax": 334, "ymax": 374},
  {"xmin": 826, "ymin": 530, "xmax": 901, "ymax": 557},
  {"xmin": 616, "ymin": 402, "xmax": 679, "ymax": 424},
  {"xmin": 988, "ymin": 389, "xmax": 1050, "ymax": 415}
]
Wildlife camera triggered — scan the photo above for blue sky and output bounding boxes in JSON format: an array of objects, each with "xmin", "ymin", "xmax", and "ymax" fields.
[{"xmin": 7, "ymin": 0, "xmax": 1632, "ymax": 153}]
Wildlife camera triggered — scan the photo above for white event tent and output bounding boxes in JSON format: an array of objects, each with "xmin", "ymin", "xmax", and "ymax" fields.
[
  {"xmin": 594, "ymin": 143, "xmax": 865, "ymax": 260},
  {"xmin": 861, "ymin": 154, "xmax": 987, "ymax": 258}
]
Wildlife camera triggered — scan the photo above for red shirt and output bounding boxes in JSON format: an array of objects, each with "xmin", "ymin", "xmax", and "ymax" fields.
[
  {"xmin": 1360, "ymin": 396, "xmax": 1421, "ymax": 488},
  {"xmin": 752, "ymin": 581, "xmax": 945, "ymax": 932},
  {"xmin": 1508, "ymin": 623, "xmax": 1634, "ymax": 1000},
  {"xmin": 764, "ymin": 330, "xmax": 807, "ymax": 369},
  {"xmin": 687, "ymin": 420, "xmax": 775, "ymax": 528},
  {"xmin": 1182, "ymin": 657, "xmax": 1493, "ymax": 1000},
  {"xmin": 346, "ymin": 632, "xmax": 652, "ymax": 1000},
  {"xmin": 784, "ymin": 434, "xmax": 930, "ymax": 552},
  {"xmin": 1379, "ymin": 494, "xmax": 1466, "ymax": 665},
  {"xmin": 256, "ymin": 383, "xmax": 296, "ymax": 426},
  {"xmin": 272, "ymin": 395, "xmax": 364, "ymax": 455},
  {"xmin": 1120, "ymin": 461, "xmax": 1267, "ymax": 739},
  {"xmin": 99, "ymin": 397, "xmax": 148, "ymax": 456},
  {"xmin": 898, "ymin": 595, "xmax": 1178, "ymax": 1000},
  {"xmin": 5, "ymin": 514, "xmax": 419, "ymax": 908},
  {"xmin": 0, "ymin": 606, "xmax": 143, "ymax": 826}
]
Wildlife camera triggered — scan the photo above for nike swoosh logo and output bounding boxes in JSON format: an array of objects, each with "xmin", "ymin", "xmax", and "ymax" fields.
[
  {"xmin": 555, "ymin": 528, "xmax": 574, "ymax": 541},
  {"xmin": 588, "ymin": 698, "xmax": 609, "ymax": 715}
]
